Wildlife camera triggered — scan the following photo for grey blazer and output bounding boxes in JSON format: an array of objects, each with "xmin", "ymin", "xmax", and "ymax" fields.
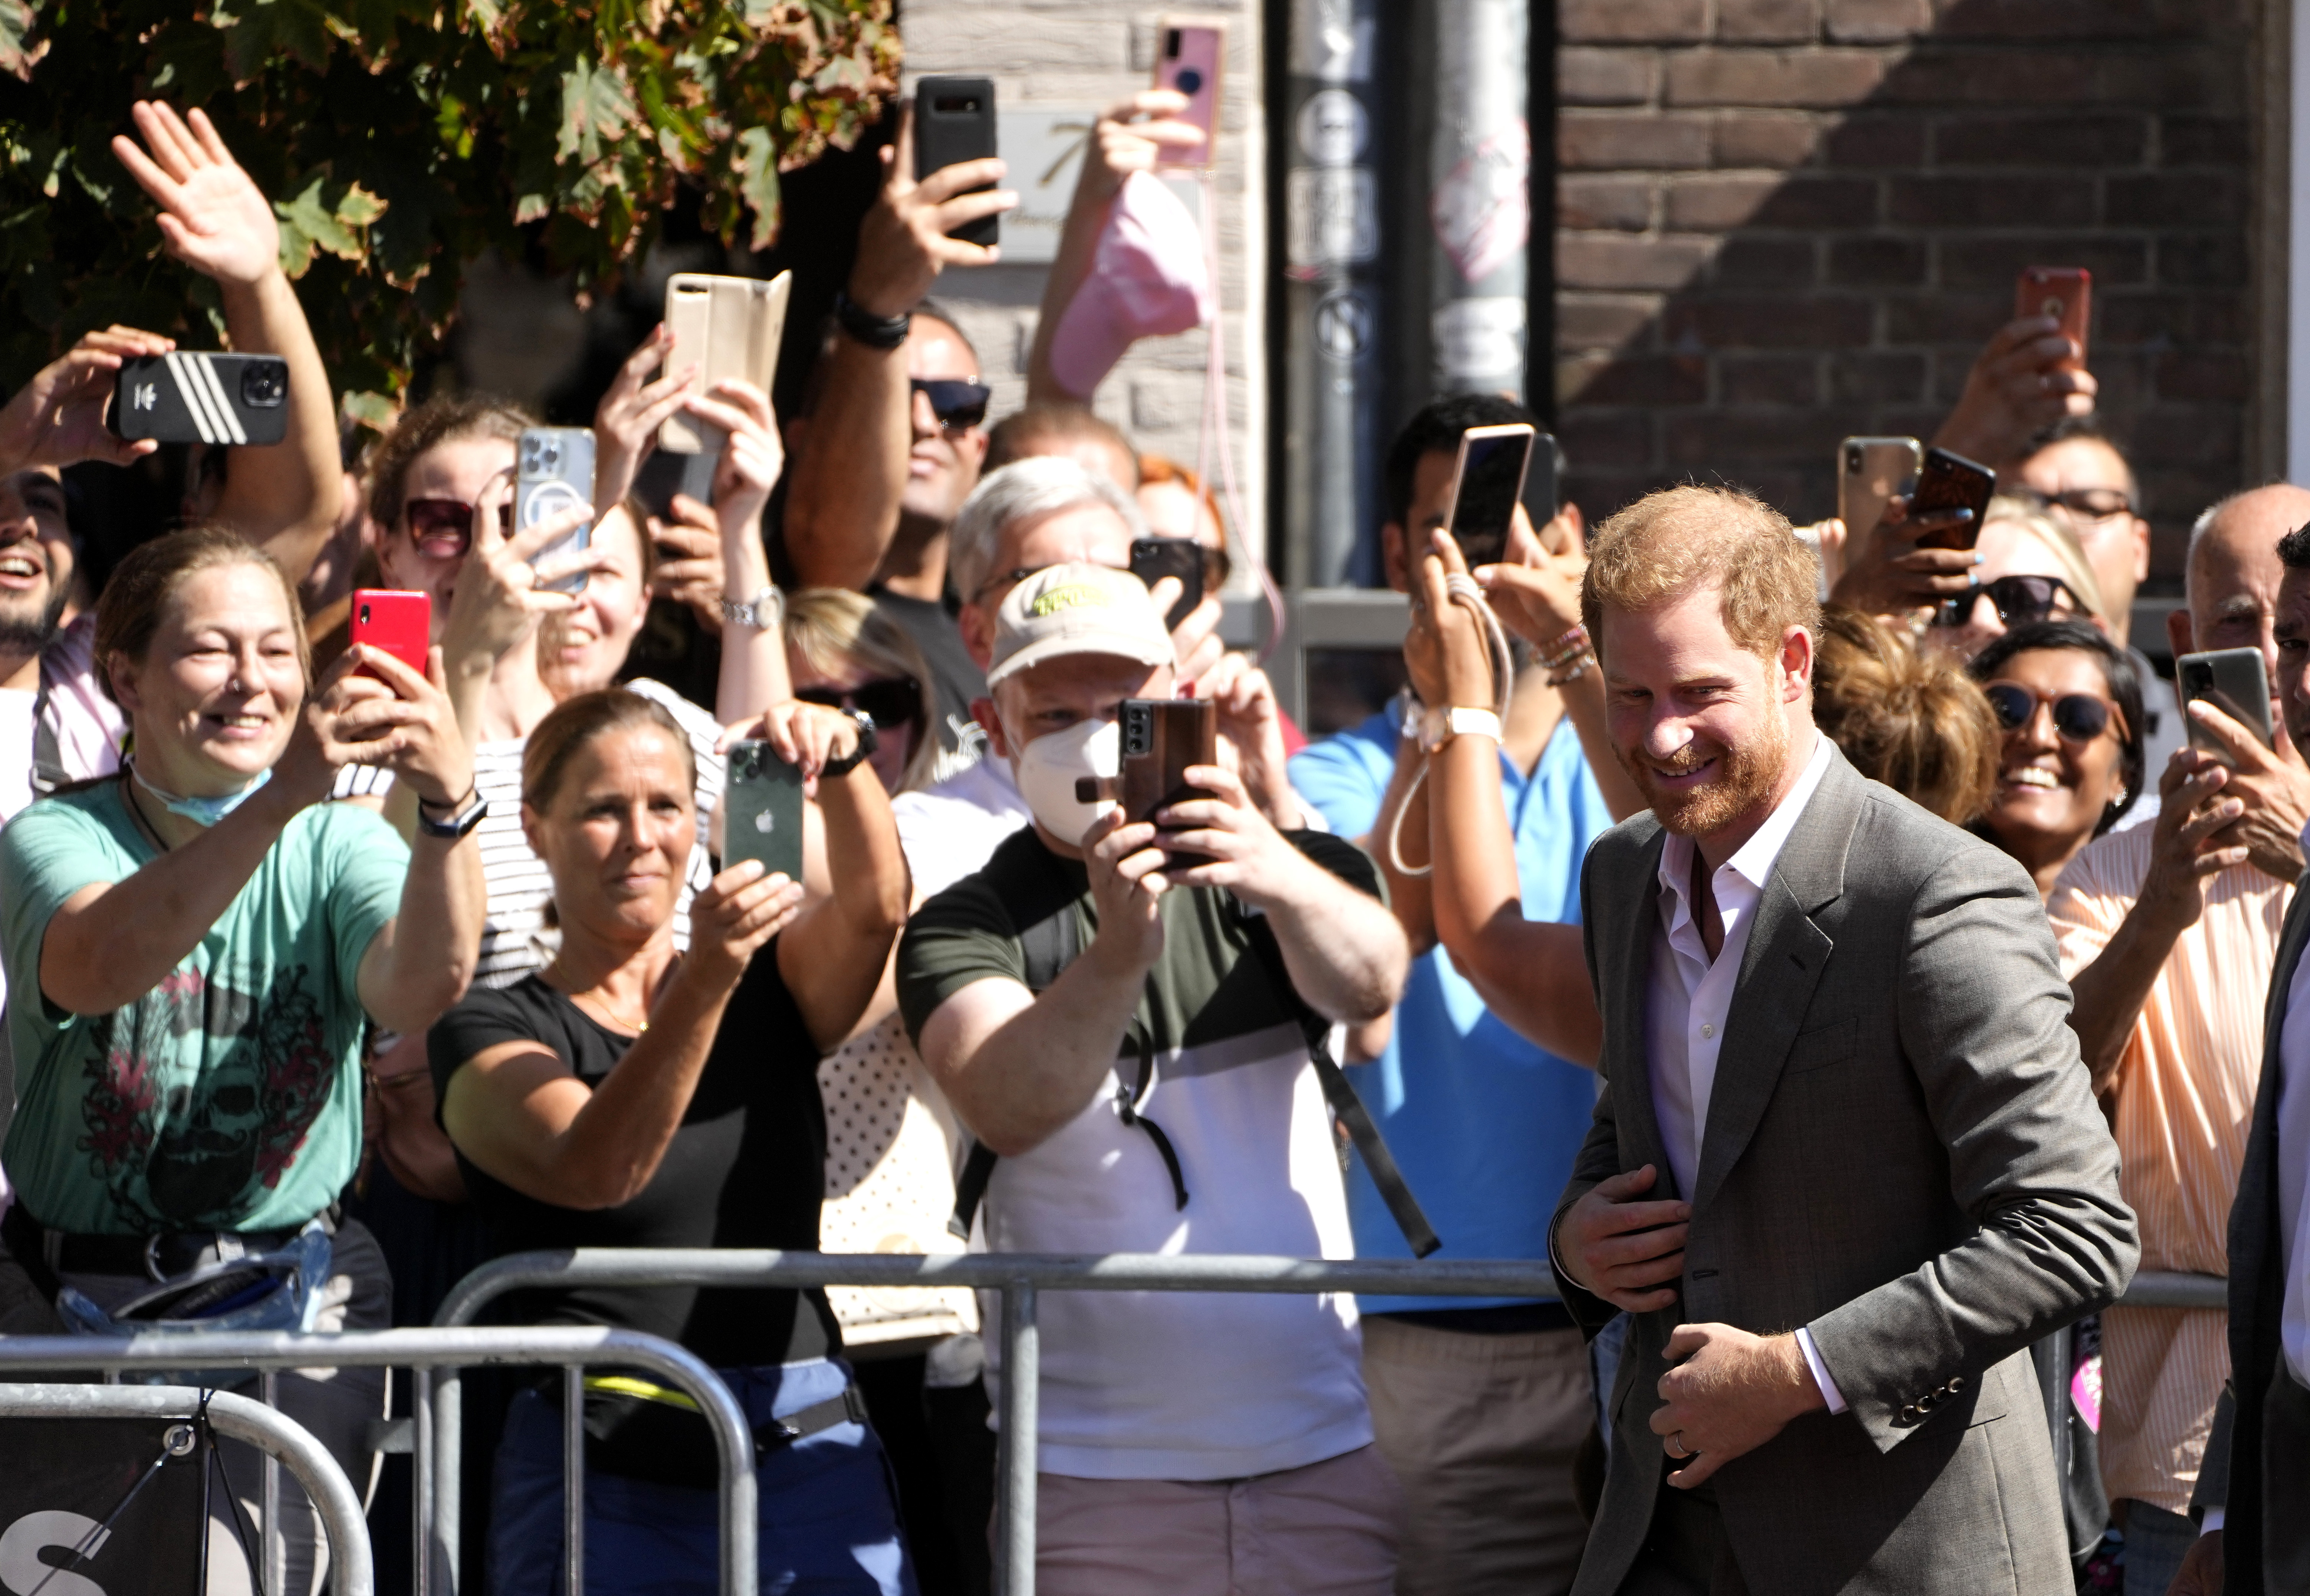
[
  {"xmin": 2192, "ymin": 871, "xmax": 2310, "ymax": 1595},
  {"xmin": 1553, "ymin": 744, "xmax": 2139, "ymax": 1596}
]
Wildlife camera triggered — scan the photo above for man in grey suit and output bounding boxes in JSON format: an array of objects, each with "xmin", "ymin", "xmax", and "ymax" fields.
[
  {"xmin": 1545, "ymin": 485, "xmax": 2139, "ymax": 1595},
  {"xmin": 2171, "ymin": 522, "xmax": 2310, "ymax": 1596}
]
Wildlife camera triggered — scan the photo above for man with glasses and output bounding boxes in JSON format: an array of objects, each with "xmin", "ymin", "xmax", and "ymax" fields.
[
  {"xmin": 2005, "ymin": 418, "xmax": 2183, "ymax": 776},
  {"xmin": 2044, "ymin": 482, "xmax": 2310, "ymax": 1596}
]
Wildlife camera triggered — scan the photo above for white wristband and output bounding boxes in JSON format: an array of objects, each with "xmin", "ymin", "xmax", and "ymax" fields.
[{"xmin": 1420, "ymin": 706, "xmax": 1502, "ymax": 753}]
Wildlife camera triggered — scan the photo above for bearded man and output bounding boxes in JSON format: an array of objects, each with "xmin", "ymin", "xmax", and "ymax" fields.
[{"xmin": 1545, "ymin": 485, "xmax": 2138, "ymax": 1595}]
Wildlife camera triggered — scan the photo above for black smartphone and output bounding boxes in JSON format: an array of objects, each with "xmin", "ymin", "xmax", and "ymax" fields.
[
  {"xmin": 1130, "ymin": 538, "xmax": 1204, "ymax": 630},
  {"xmin": 1908, "ymin": 446, "xmax": 1995, "ymax": 551},
  {"xmin": 1524, "ymin": 431, "xmax": 1561, "ymax": 529},
  {"xmin": 914, "ymin": 76, "xmax": 999, "ymax": 248},
  {"xmin": 2177, "ymin": 647, "xmax": 2275, "ymax": 758},
  {"xmin": 111, "ymin": 352, "xmax": 290, "ymax": 447},
  {"xmin": 723, "ymin": 740, "xmax": 807, "ymax": 883},
  {"xmin": 631, "ymin": 447, "xmax": 719, "ymax": 523},
  {"xmin": 1443, "ymin": 423, "xmax": 1535, "ymax": 569}
]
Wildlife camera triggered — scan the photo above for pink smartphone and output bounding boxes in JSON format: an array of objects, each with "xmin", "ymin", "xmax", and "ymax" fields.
[
  {"xmin": 349, "ymin": 589, "xmax": 431, "ymax": 679},
  {"xmin": 2015, "ymin": 266, "xmax": 2092, "ymax": 374},
  {"xmin": 1153, "ymin": 15, "xmax": 1225, "ymax": 168}
]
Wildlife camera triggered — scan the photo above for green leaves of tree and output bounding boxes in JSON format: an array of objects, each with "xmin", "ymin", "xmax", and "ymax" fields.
[{"xmin": 0, "ymin": 0, "xmax": 896, "ymax": 417}]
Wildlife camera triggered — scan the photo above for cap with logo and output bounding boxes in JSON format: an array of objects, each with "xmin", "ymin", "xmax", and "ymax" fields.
[{"xmin": 986, "ymin": 562, "xmax": 1177, "ymax": 688}]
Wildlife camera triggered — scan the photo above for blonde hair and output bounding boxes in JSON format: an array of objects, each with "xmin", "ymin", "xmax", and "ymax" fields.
[
  {"xmin": 1813, "ymin": 604, "xmax": 2000, "ymax": 824},
  {"xmin": 782, "ymin": 587, "xmax": 939, "ymax": 793},
  {"xmin": 1581, "ymin": 484, "xmax": 1822, "ymax": 660},
  {"xmin": 1978, "ymin": 496, "xmax": 2107, "ymax": 621}
]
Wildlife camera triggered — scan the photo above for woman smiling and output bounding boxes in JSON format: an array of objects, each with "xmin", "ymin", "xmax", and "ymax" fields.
[{"xmin": 1966, "ymin": 618, "xmax": 2145, "ymax": 897}]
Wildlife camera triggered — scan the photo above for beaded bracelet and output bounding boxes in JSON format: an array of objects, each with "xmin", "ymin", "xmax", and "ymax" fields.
[
  {"xmin": 1547, "ymin": 649, "xmax": 1596, "ymax": 688},
  {"xmin": 1540, "ymin": 623, "xmax": 1591, "ymax": 671}
]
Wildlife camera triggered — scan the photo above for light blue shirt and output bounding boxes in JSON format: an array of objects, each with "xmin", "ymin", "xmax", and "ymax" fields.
[{"xmin": 1290, "ymin": 708, "xmax": 1614, "ymax": 1311}]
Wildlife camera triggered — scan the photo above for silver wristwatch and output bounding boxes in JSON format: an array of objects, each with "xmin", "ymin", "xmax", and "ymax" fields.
[{"xmin": 720, "ymin": 583, "xmax": 785, "ymax": 631}]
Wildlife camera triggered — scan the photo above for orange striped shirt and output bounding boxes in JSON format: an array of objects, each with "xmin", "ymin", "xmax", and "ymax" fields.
[{"xmin": 2048, "ymin": 828, "xmax": 2285, "ymax": 1514}]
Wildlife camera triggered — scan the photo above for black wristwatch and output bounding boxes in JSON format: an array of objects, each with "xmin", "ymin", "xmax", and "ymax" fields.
[
  {"xmin": 819, "ymin": 710, "xmax": 879, "ymax": 779},
  {"xmin": 415, "ymin": 785, "xmax": 488, "ymax": 840},
  {"xmin": 832, "ymin": 288, "xmax": 911, "ymax": 351}
]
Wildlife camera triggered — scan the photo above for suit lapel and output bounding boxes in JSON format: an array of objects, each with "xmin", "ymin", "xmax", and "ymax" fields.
[
  {"xmin": 1690, "ymin": 750, "xmax": 1863, "ymax": 1210},
  {"xmin": 1604, "ymin": 827, "xmax": 1675, "ymax": 1191}
]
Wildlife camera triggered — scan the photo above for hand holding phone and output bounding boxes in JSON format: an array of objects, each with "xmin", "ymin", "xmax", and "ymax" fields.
[
  {"xmin": 1906, "ymin": 447, "xmax": 1996, "ymax": 552},
  {"xmin": 1130, "ymin": 538, "xmax": 1206, "ymax": 631},
  {"xmin": 1443, "ymin": 424, "xmax": 1537, "ymax": 571},
  {"xmin": 723, "ymin": 739, "xmax": 807, "ymax": 884},
  {"xmin": 348, "ymin": 590, "xmax": 432, "ymax": 680},
  {"xmin": 110, "ymin": 352, "xmax": 290, "ymax": 447},
  {"xmin": 2016, "ymin": 267, "xmax": 2092, "ymax": 374},
  {"xmin": 914, "ymin": 77, "xmax": 1001, "ymax": 247},
  {"xmin": 1837, "ymin": 437, "xmax": 1922, "ymax": 544},
  {"xmin": 1153, "ymin": 16, "xmax": 1227, "ymax": 168},
  {"xmin": 2178, "ymin": 648, "xmax": 2276, "ymax": 761},
  {"xmin": 518, "ymin": 428, "xmax": 597, "ymax": 595}
]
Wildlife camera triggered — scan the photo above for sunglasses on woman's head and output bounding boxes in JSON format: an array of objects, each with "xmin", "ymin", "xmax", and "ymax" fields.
[
  {"xmin": 911, "ymin": 379, "xmax": 990, "ymax": 431},
  {"xmin": 402, "ymin": 497, "xmax": 513, "ymax": 556},
  {"xmin": 795, "ymin": 677, "xmax": 922, "ymax": 731},
  {"xmin": 1982, "ymin": 681, "xmax": 2117, "ymax": 744},
  {"xmin": 1932, "ymin": 574, "xmax": 2084, "ymax": 630}
]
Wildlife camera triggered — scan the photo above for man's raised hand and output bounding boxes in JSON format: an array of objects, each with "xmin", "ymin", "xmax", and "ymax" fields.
[{"xmin": 113, "ymin": 102, "xmax": 281, "ymax": 287}]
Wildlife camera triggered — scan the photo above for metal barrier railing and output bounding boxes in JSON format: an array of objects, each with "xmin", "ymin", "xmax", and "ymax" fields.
[
  {"xmin": 0, "ymin": 1325, "xmax": 756, "ymax": 1596},
  {"xmin": 0, "ymin": 1382, "xmax": 374, "ymax": 1596},
  {"xmin": 432, "ymin": 1249, "xmax": 1556, "ymax": 1596},
  {"xmin": 428, "ymin": 1250, "xmax": 2228, "ymax": 1596}
]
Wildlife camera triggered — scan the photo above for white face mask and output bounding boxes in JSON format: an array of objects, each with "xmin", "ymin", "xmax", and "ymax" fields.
[{"xmin": 1012, "ymin": 715, "xmax": 1120, "ymax": 846}]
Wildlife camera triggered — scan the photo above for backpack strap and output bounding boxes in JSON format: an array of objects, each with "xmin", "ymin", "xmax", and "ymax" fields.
[
  {"xmin": 29, "ymin": 671, "xmax": 65, "ymax": 799},
  {"xmin": 1242, "ymin": 916, "xmax": 1442, "ymax": 1258}
]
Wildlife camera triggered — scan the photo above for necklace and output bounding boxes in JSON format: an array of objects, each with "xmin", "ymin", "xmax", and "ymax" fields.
[{"xmin": 545, "ymin": 959, "xmax": 652, "ymax": 1034}]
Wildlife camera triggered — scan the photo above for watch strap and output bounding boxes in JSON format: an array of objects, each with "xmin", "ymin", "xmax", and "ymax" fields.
[
  {"xmin": 1422, "ymin": 706, "xmax": 1502, "ymax": 752},
  {"xmin": 818, "ymin": 709, "xmax": 879, "ymax": 779},
  {"xmin": 415, "ymin": 788, "xmax": 489, "ymax": 840},
  {"xmin": 833, "ymin": 289, "xmax": 912, "ymax": 352},
  {"xmin": 721, "ymin": 584, "xmax": 785, "ymax": 631}
]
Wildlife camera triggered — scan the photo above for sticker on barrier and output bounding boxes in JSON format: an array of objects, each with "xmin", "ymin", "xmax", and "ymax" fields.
[{"xmin": 0, "ymin": 1419, "xmax": 205, "ymax": 1596}]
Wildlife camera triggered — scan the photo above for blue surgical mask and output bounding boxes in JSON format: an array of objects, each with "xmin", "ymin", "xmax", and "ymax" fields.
[{"xmin": 132, "ymin": 764, "xmax": 271, "ymax": 827}]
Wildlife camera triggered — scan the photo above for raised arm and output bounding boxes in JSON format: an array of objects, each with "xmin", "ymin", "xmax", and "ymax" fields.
[
  {"xmin": 348, "ymin": 646, "xmax": 486, "ymax": 1034},
  {"xmin": 751, "ymin": 702, "xmax": 911, "ymax": 1048},
  {"xmin": 1414, "ymin": 535, "xmax": 1601, "ymax": 1063},
  {"xmin": 112, "ymin": 102, "xmax": 339, "ymax": 583},
  {"xmin": 685, "ymin": 379, "xmax": 792, "ymax": 721},
  {"xmin": 440, "ymin": 859, "xmax": 799, "ymax": 1209},
  {"xmin": 1931, "ymin": 312, "xmax": 2096, "ymax": 470},
  {"xmin": 917, "ymin": 810, "xmax": 1168, "ymax": 1155},
  {"xmin": 1026, "ymin": 91, "xmax": 1206, "ymax": 404},
  {"xmin": 43, "ymin": 649, "xmax": 406, "ymax": 1014},
  {"xmin": 782, "ymin": 106, "xmax": 1014, "ymax": 590}
]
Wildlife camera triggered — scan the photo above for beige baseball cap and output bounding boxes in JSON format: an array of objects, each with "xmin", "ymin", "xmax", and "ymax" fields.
[{"xmin": 986, "ymin": 562, "xmax": 1176, "ymax": 688}]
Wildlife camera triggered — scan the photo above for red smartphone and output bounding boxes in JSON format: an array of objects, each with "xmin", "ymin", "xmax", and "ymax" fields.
[
  {"xmin": 349, "ymin": 589, "xmax": 431, "ymax": 679},
  {"xmin": 1908, "ymin": 447, "xmax": 1997, "ymax": 552},
  {"xmin": 1153, "ymin": 15, "xmax": 1226, "ymax": 168},
  {"xmin": 2015, "ymin": 266, "xmax": 2091, "ymax": 374}
]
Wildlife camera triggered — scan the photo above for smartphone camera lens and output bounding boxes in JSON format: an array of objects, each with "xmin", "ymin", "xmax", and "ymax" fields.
[
  {"xmin": 1844, "ymin": 445, "xmax": 1861, "ymax": 474},
  {"xmin": 240, "ymin": 361, "xmax": 287, "ymax": 408},
  {"xmin": 1165, "ymin": 27, "xmax": 1182, "ymax": 56},
  {"xmin": 1174, "ymin": 67, "xmax": 1203, "ymax": 95},
  {"xmin": 1124, "ymin": 706, "xmax": 1153, "ymax": 756}
]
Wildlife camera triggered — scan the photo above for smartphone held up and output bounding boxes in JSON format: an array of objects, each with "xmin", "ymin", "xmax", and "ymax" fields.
[
  {"xmin": 724, "ymin": 739, "xmax": 808, "ymax": 886},
  {"xmin": 1443, "ymin": 424, "xmax": 1537, "ymax": 571},
  {"xmin": 914, "ymin": 76, "xmax": 1000, "ymax": 247},
  {"xmin": 1153, "ymin": 15, "xmax": 1227, "ymax": 167},
  {"xmin": 348, "ymin": 590, "xmax": 431, "ymax": 679},
  {"xmin": 111, "ymin": 352, "xmax": 290, "ymax": 447},
  {"xmin": 2016, "ymin": 266, "xmax": 2091, "ymax": 373},
  {"xmin": 517, "ymin": 428, "xmax": 595, "ymax": 596},
  {"xmin": 2176, "ymin": 647, "xmax": 2275, "ymax": 760},
  {"xmin": 1906, "ymin": 446, "xmax": 1996, "ymax": 552}
]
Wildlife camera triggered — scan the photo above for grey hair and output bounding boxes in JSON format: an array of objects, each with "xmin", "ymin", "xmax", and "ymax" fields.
[{"xmin": 948, "ymin": 456, "xmax": 1150, "ymax": 604}]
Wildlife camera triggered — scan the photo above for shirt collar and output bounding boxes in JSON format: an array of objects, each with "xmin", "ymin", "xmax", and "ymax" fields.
[{"xmin": 1656, "ymin": 728, "xmax": 1832, "ymax": 897}]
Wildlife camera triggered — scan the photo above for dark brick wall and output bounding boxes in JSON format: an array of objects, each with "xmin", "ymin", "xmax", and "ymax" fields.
[{"xmin": 1554, "ymin": 0, "xmax": 2257, "ymax": 577}]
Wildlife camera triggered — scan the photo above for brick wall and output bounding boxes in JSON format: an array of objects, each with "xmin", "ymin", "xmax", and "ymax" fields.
[{"xmin": 1554, "ymin": 0, "xmax": 2260, "ymax": 578}]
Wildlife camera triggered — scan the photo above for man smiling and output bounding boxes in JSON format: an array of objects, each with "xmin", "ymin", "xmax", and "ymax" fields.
[{"xmin": 1548, "ymin": 484, "xmax": 2137, "ymax": 1594}]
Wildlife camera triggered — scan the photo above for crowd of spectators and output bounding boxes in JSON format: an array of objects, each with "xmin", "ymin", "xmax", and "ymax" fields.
[{"xmin": 0, "ymin": 83, "xmax": 2300, "ymax": 1596}]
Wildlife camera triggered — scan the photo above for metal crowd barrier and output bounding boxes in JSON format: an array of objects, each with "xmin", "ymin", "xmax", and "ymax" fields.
[
  {"xmin": 0, "ymin": 1382, "xmax": 373, "ymax": 1596},
  {"xmin": 0, "ymin": 1324, "xmax": 754, "ymax": 1596}
]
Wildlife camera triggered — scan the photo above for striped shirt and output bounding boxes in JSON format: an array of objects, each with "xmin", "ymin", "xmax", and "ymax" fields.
[
  {"xmin": 336, "ymin": 679, "xmax": 725, "ymax": 988},
  {"xmin": 2048, "ymin": 827, "xmax": 2288, "ymax": 1513}
]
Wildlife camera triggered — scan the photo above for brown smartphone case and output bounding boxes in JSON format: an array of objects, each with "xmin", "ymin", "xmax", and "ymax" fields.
[
  {"xmin": 658, "ymin": 271, "xmax": 793, "ymax": 454},
  {"xmin": 1076, "ymin": 700, "xmax": 1218, "ymax": 860}
]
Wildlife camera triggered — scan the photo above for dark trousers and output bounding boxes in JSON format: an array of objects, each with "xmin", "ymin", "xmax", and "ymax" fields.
[
  {"xmin": 2267, "ymin": 1363, "xmax": 2310, "ymax": 1594},
  {"xmin": 1616, "ymin": 1471, "xmax": 1750, "ymax": 1596}
]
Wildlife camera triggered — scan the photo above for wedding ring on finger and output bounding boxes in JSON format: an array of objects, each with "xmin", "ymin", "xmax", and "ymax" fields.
[{"xmin": 1665, "ymin": 1431, "xmax": 1693, "ymax": 1459}]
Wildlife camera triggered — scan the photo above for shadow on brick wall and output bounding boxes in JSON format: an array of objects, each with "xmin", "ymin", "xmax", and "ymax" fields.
[{"xmin": 1552, "ymin": 0, "xmax": 2256, "ymax": 578}]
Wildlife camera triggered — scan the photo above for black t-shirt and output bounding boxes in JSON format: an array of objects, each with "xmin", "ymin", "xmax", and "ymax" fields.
[
  {"xmin": 428, "ymin": 945, "xmax": 838, "ymax": 1369},
  {"xmin": 871, "ymin": 586, "xmax": 987, "ymax": 763}
]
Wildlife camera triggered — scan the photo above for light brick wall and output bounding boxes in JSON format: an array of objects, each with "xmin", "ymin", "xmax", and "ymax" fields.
[
  {"xmin": 1555, "ymin": 0, "xmax": 2258, "ymax": 576},
  {"xmin": 899, "ymin": 3, "xmax": 1268, "ymax": 562}
]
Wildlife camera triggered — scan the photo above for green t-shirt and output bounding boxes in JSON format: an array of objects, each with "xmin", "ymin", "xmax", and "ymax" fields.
[{"xmin": 0, "ymin": 781, "xmax": 408, "ymax": 1234}]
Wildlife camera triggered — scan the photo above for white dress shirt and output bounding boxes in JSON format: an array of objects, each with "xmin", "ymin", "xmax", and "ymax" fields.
[
  {"xmin": 1647, "ymin": 729, "xmax": 1849, "ymax": 1409},
  {"xmin": 2272, "ymin": 821, "xmax": 2310, "ymax": 1389}
]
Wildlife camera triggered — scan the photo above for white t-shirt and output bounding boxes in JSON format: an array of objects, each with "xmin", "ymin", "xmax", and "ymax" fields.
[{"xmin": 891, "ymin": 756, "xmax": 1031, "ymax": 902}]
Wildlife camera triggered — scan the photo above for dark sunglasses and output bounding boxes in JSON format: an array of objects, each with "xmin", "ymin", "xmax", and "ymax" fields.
[
  {"xmin": 402, "ymin": 497, "xmax": 512, "ymax": 556},
  {"xmin": 796, "ymin": 677, "xmax": 922, "ymax": 731},
  {"xmin": 912, "ymin": 379, "xmax": 990, "ymax": 431},
  {"xmin": 1982, "ymin": 681, "xmax": 2119, "ymax": 744},
  {"xmin": 1933, "ymin": 574, "xmax": 2086, "ymax": 630},
  {"xmin": 2009, "ymin": 485, "xmax": 2136, "ymax": 522}
]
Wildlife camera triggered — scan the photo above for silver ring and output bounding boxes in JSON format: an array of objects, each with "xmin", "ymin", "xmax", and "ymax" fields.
[{"xmin": 1666, "ymin": 1430, "xmax": 1691, "ymax": 1459}]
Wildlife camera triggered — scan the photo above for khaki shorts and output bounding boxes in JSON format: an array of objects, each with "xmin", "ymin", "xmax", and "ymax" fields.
[{"xmin": 1031, "ymin": 1442, "xmax": 1403, "ymax": 1596}]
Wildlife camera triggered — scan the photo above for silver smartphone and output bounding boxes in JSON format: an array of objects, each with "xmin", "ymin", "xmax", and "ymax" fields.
[
  {"xmin": 517, "ymin": 427, "xmax": 595, "ymax": 596},
  {"xmin": 2176, "ymin": 647, "xmax": 2275, "ymax": 758},
  {"xmin": 1443, "ymin": 423, "xmax": 1536, "ymax": 570},
  {"xmin": 1838, "ymin": 436, "xmax": 1922, "ymax": 542}
]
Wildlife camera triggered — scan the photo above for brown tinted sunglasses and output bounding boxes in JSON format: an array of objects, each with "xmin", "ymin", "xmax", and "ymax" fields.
[{"xmin": 402, "ymin": 497, "xmax": 513, "ymax": 556}]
